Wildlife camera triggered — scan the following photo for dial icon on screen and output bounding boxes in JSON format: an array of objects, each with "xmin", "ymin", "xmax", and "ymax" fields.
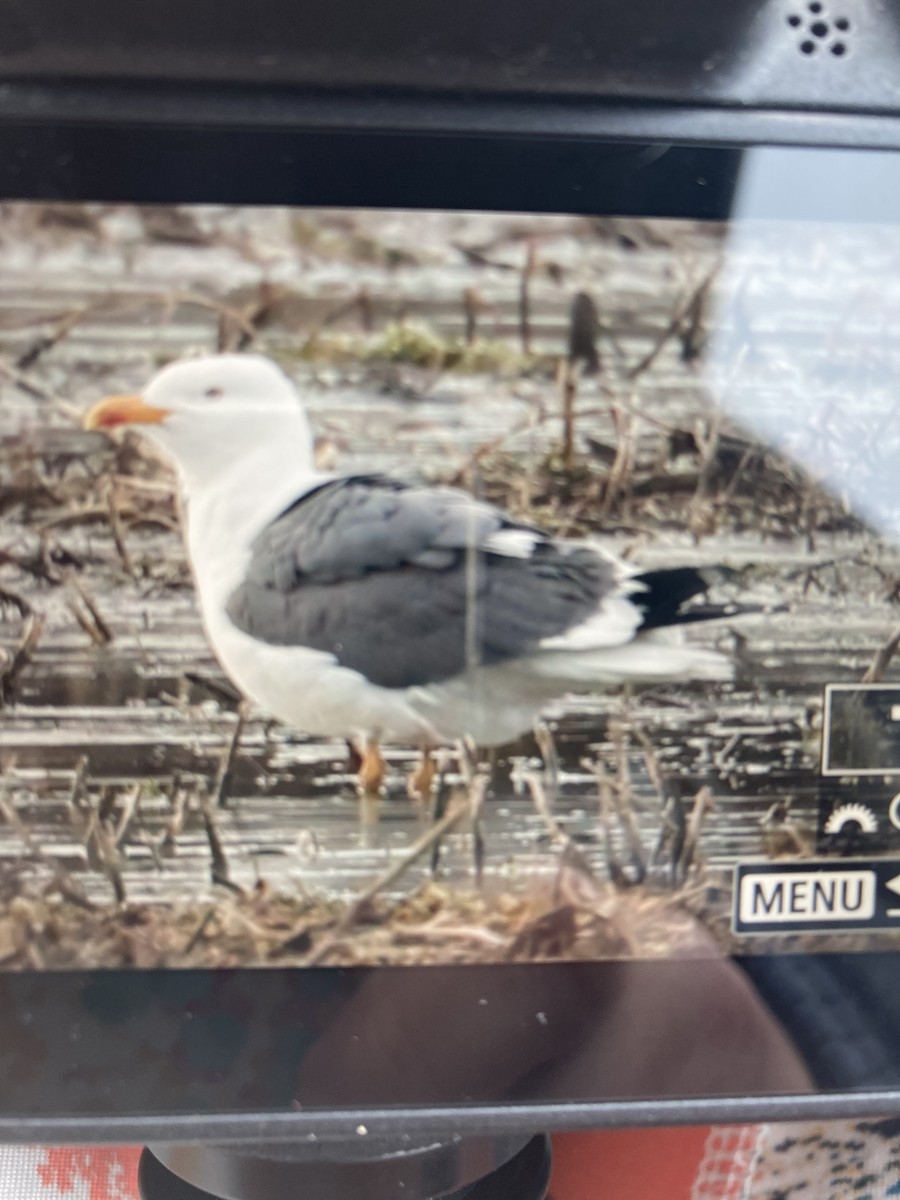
[{"xmin": 823, "ymin": 802, "xmax": 879, "ymax": 835}]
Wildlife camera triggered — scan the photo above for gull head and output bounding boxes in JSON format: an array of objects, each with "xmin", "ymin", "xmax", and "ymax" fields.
[{"xmin": 83, "ymin": 354, "xmax": 315, "ymax": 490}]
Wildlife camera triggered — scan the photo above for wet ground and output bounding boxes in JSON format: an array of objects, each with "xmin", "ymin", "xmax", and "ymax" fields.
[{"xmin": 2, "ymin": 204, "xmax": 900, "ymax": 967}]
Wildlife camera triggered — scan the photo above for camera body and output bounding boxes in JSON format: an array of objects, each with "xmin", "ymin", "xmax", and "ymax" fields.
[{"xmin": 2, "ymin": 4, "xmax": 900, "ymax": 1178}]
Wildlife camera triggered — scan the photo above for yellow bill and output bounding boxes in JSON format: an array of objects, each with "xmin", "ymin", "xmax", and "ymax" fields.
[{"xmin": 83, "ymin": 394, "xmax": 170, "ymax": 431}]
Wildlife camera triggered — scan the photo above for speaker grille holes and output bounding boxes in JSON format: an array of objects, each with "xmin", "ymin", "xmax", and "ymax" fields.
[{"xmin": 786, "ymin": 5, "xmax": 852, "ymax": 56}]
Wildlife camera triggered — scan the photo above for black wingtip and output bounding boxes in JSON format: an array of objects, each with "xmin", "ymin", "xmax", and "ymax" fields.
[{"xmin": 633, "ymin": 565, "xmax": 777, "ymax": 630}]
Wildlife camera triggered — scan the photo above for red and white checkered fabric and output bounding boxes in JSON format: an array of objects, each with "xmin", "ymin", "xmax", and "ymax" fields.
[
  {"xmin": 3, "ymin": 1124, "xmax": 900, "ymax": 1199},
  {"xmin": 0, "ymin": 1147, "xmax": 141, "ymax": 1200}
]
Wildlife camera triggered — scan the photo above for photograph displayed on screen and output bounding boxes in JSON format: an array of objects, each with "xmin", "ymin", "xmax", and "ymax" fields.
[{"xmin": 2, "ymin": 202, "xmax": 900, "ymax": 970}]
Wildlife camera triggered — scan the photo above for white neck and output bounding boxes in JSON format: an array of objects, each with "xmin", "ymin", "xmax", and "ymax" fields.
[
  {"xmin": 146, "ymin": 408, "xmax": 328, "ymax": 602},
  {"xmin": 161, "ymin": 406, "xmax": 313, "ymax": 495}
]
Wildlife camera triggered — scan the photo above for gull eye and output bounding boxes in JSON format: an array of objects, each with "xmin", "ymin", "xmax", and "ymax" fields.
[{"xmin": 204, "ymin": 386, "xmax": 224, "ymax": 400}]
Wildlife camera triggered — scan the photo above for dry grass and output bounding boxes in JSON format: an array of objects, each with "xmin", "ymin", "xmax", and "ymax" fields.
[{"xmin": 0, "ymin": 869, "xmax": 725, "ymax": 970}]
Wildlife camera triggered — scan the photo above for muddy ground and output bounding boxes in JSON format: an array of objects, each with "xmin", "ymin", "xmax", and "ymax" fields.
[{"xmin": 2, "ymin": 204, "xmax": 900, "ymax": 968}]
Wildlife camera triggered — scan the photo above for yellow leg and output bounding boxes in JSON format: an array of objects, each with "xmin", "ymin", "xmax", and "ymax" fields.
[
  {"xmin": 406, "ymin": 748, "xmax": 436, "ymax": 807},
  {"xmin": 357, "ymin": 736, "xmax": 386, "ymax": 797}
]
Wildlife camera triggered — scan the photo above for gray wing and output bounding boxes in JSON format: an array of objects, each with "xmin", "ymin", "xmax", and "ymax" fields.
[{"xmin": 225, "ymin": 476, "xmax": 621, "ymax": 689}]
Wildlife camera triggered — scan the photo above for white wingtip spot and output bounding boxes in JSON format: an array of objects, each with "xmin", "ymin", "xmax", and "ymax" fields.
[{"xmin": 481, "ymin": 529, "xmax": 542, "ymax": 558}]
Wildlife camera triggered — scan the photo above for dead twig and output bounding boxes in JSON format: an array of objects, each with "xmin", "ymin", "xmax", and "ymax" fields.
[
  {"xmin": 597, "ymin": 404, "xmax": 637, "ymax": 521},
  {"xmin": 0, "ymin": 607, "xmax": 45, "ymax": 705},
  {"xmin": 182, "ymin": 907, "xmax": 219, "ymax": 956},
  {"xmin": 761, "ymin": 798, "xmax": 814, "ymax": 859},
  {"xmin": 64, "ymin": 571, "xmax": 114, "ymax": 645},
  {"xmin": 582, "ymin": 757, "xmax": 631, "ymax": 889},
  {"xmin": 66, "ymin": 756, "xmax": 90, "ymax": 815},
  {"xmin": 183, "ymin": 671, "xmax": 243, "ymax": 707},
  {"xmin": 567, "ymin": 291, "xmax": 600, "ymax": 375},
  {"xmin": 0, "ymin": 772, "xmax": 97, "ymax": 912},
  {"xmin": 517, "ymin": 769, "xmax": 597, "ymax": 896},
  {"xmin": 198, "ymin": 787, "xmax": 238, "ymax": 891},
  {"xmin": 296, "ymin": 288, "xmax": 381, "ymax": 356},
  {"xmin": 533, "ymin": 721, "xmax": 560, "ymax": 810},
  {"xmin": 517, "ymin": 768, "xmax": 566, "ymax": 845},
  {"xmin": 210, "ymin": 704, "xmax": 249, "ymax": 811},
  {"xmin": 300, "ymin": 791, "xmax": 473, "ymax": 966},
  {"xmin": 609, "ymin": 750, "xmax": 640, "ymax": 867},
  {"xmin": 112, "ymin": 783, "xmax": 142, "ymax": 846},
  {"xmin": 0, "ymin": 356, "xmax": 81, "ymax": 421},
  {"xmin": 452, "ymin": 739, "xmax": 488, "ymax": 880},
  {"xmin": 862, "ymin": 626, "xmax": 900, "ymax": 683},
  {"xmin": 75, "ymin": 787, "xmax": 127, "ymax": 906},
  {"xmin": 506, "ymin": 902, "xmax": 580, "ymax": 960},
  {"xmin": 160, "ymin": 775, "xmax": 190, "ymax": 855},
  {"xmin": 470, "ymin": 771, "xmax": 488, "ymax": 883},
  {"xmin": 675, "ymin": 786, "xmax": 715, "ymax": 884},
  {"xmin": 518, "ymin": 239, "xmax": 537, "ymax": 355},
  {"xmin": 628, "ymin": 263, "xmax": 720, "ymax": 380},
  {"xmin": 106, "ymin": 480, "xmax": 137, "ymax": 578},
  {"xmin": 92, "ymin": 817, "xmax": 127, "ymax": 906},
  {"xmin": 451, "ymin": 242, "xmax": 517, "ymax": 271},
  {"xmin": 0, "ymin": 586, "xmax": 32, "ymax": 618},
  {"xmin": 167, "ymin": 291, "xmax": 261, "ymax": 346},
  {"xmin": 654, "ymin": 792, "xmax": 688, "ymax": 884},
  {"xmin": 631, "ymin": 725, "xmax": 664, "ymax": 797},
  {"xmin": 632, "ymin": 726, "xmax": 689, "ymax": 883},
  {"xmin": 16, "ymin": 302, "xmax": 99, "ymax": 370},
  {"xmin": 559, "ymin": 360, "xmax": 579, "ymax": 472},
  {"xmin": 585, "ymin": 724, "xmax": 646, "ymax": 884},
  {"xmin": 430, "ymin": 756, "xmax": 452, "ymax": 874},
  {"xmin": 216, "ymin": 281, "xmax": 282, "ymax": 352},
  {"xmin": 678, "ymin": 269, "xmax": 715, "ymax": 363}
]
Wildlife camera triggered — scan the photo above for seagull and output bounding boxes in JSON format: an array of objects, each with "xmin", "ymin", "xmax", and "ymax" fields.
[{"xmin": 84, "ymin": 354, "xmax": 742, "ymax": 794}]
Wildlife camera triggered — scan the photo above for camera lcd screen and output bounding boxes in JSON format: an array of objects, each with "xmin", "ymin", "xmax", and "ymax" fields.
[{"xmin": 3, "ymin": 194, "xmax": 900, "ymax": 980}]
